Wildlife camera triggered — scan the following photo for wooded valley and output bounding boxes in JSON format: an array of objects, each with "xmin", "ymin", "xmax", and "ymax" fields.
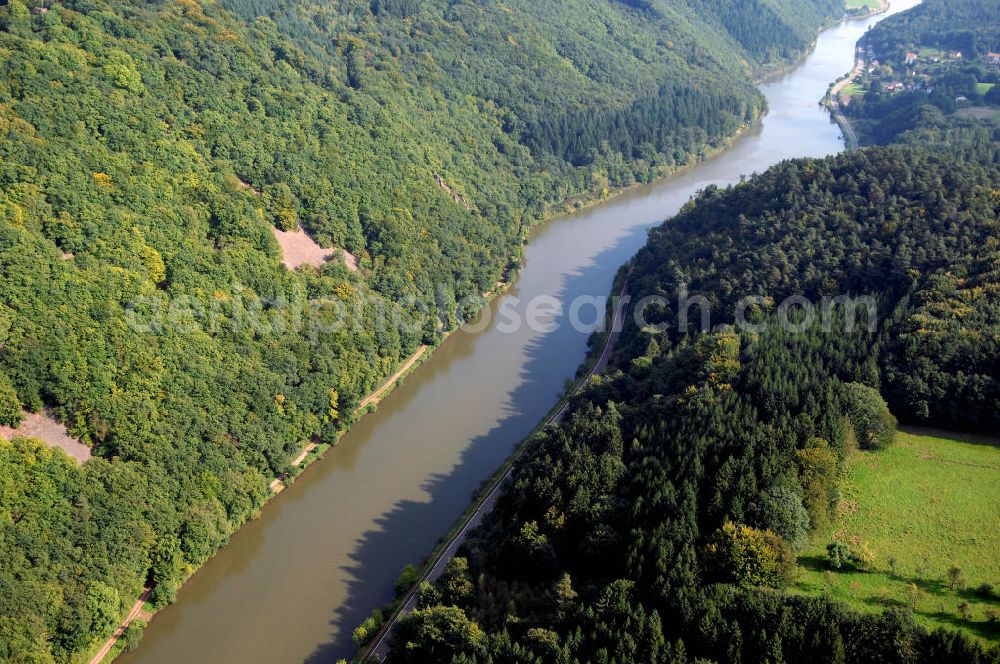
[{"xmin": 0, "ymin": 0, "xmax": 844, "ymax": 660}]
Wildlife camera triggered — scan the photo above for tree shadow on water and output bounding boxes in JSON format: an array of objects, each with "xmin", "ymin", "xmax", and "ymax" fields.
[{"xmin": 304, "ymin": 225, "xmax": 651, "ymax": 662}]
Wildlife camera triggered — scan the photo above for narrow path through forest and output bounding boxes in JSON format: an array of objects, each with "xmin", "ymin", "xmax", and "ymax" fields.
[
  {"xmin": 356, "ymin": 345, "xmax": 430, "ymax": 412},
  {"xmin": 87, "ymin": 589, "xmax": 151, "ymax": 664}
]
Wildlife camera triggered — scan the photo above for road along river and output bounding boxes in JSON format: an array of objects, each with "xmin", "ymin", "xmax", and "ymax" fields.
[{"xmin": 121, "ymin": 3, "xmax": 918, "ymax": 662}]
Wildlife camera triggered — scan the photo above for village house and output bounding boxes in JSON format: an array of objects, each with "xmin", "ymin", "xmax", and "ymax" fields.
[
  {"xmin": 987, "ymin": 52, "xmax": 1000, "ymax": 66},
  {"xmin": 905, "ymin": 51, "xmax": 918, "ymax": 65}
]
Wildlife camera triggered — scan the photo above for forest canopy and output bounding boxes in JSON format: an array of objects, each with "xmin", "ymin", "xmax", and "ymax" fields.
[{"xmin": 390, "ymin": 147, "xmax": 1000, "ymax": 662}]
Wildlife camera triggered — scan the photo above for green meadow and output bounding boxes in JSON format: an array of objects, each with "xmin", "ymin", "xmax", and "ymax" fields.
[
  {"xmin": 841, "ymin": 82, "xmax": 865, "ymax": 97},
  {"xmin": 794, "ymin": 428, "xmax": 1000, "ymax": 642}
]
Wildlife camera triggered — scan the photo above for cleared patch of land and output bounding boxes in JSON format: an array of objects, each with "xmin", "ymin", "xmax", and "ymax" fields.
[
  {"xmin": 955, "ymin": 106, "xmax": 1000, "ymax": 121},
  {"xmin": 0, "ymin": 409, "xmax": 91, "ymax": 462},
  {"xmin": 794, "ymin": 427, "xmax": 1000, "ymax": 641},
  {"xmin": 841, "ymin": 82, "xmax": 864, "ymax": 97},
  {"xmin": 975, "ymin": 82, "xmax": 996, "ymax": 96},
  {"xmin": 845, "ymin": 0, "xmax": 880, "ymax": 9},
  {"xmin": 271, "ymin": 227, "xmax": 360, "ymax": 272}
]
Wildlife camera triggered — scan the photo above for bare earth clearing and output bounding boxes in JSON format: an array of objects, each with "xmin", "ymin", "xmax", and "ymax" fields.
[
  {"xmin": 271, "ymin": 227, "xmax": 360, "ymax": 272},
  {"xmin": 0, "ymin": 409, "xmax": 91, "ymax": 462}
]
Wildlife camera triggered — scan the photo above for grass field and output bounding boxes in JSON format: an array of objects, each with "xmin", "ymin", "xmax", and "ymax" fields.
[
  {"xmin": 976, "ymin": 82, "xmax": 996, "ymax": 95},
  {"xmin": 841, "ymin": 82, "xmax": 865, "ymax": 97},
  {"xmin": 845, "ymin": 0, "xmax": 880, "ymax": 8},
  {"xmin": 794, "ymin": 427, "xmax": 1000, "ymax": 642},
  {"xmin": 955, "ymin": 106, "xmax": 1000, "ymax": 122}
]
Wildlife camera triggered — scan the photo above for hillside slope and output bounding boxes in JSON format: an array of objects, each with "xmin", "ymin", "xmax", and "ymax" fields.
[
  {"xmin": 842, "ymin": 0, "xmax": 1000, "ymax": 162},
  {"xmin": 220, "ymin": 0, "xmax": 840, "ymax": 170},
  {"xmin": 392, "ymin": 148, "xmax": 1000, "ymax": 661}
]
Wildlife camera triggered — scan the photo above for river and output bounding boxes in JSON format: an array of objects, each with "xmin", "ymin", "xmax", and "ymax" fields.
[{"xmin": 122, "ymin": 2, "xmax": 918, "ymax": 661}]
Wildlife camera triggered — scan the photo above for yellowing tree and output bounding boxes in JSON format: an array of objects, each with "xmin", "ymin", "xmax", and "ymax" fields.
[{"xmin": 704, "ymin": 521, "xmax": 796, "ymax": 589}]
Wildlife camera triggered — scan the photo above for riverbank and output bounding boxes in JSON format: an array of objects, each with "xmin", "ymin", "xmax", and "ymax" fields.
[
  {"xmin": 87, "ymin": 341, "xmax": 431, "ymax": 662},
  {"xmin": 116, "ymin": 1, "xmax": 910, "ymax": 657},
  {"xmin": 98, "ymin": 272, "xmax": 521, "ymax": 662},
  {"xmin": 535, "ymin": 119, "xmax": 759, "ymax": 225},
  {"xmin": 91, "ymin": 340, "xmax": 438, "ymax": 662},
  {"xmin": 831, "ymin": 108, "xmax": 860, "ymax": 150},
  {"xmin": 357, "ymin": 276, "xmax": 632, "ymax": 662},
  {"xmin": 821, "ymin": 16, "xmax": 874, "ymax": 151},
  {"xmin": 846, "ymin": 0, "xmax": 890, "ymax": 19},
  {"xmin": 825, "ymin": 68, "xmax": 862, "ymax": 150}
]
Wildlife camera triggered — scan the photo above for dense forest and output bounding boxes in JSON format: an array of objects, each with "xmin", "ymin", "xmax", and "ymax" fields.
[
  {"xmin": 843, "ymin": 0, "xmax": 1000, "ymax": 163},
  {"xmin": 0, "ymin": 0, "xmax": 844, "ymax": 660},
  {"xmin": 389, "ymin": 147, "xmax": 1000, "ymax": 662},
  {"xmin": 217, "ymin": 0, "xmax": 840, "ymax": 170},
  {"xmin": 687, "ymin": 0, "xmax": 841, "ymax": 63}
]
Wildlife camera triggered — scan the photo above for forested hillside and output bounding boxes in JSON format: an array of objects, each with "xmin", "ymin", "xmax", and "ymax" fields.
[
  {"xmin": 687, "ymin": 0, "xmax": 841, "ymax": 63},
  {"xmin": 218, "ymin": 0, "xmax": 839, "ymax": 171},
  {"xmin": 842, "ymin": 0, "xmax": 1000, "ymax": 162},
  {"xmin": 0, "ymin": 0, "xmax": 843, "ymax": 660},
  {"xmin": 390, "ymin": 149, "xmax": 1000, "ymax": 662}
]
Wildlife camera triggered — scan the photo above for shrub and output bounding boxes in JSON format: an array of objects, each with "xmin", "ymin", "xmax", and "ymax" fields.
[
  {"xmin": 394, "ymin": 563, "xmax": 421, "ymax": 597},
  {"xmin": 826, "ymin": 540, "xmax": 874, "ymax": 571},
  {"xmin": 947, "ymin": 566, "xmax": 964, "ymax": 591},
  {"xmin": 121, "ymin": 620, "xmax": 145, "ymax": 653},
  {"xmin": 827, "ymin": 541, "xmax": 852, "ymax": 570},
  {"xmin": 352, "ymin": 609, "xmax": 384, "ymax": 646},
  {"xmin": 957, "ymin": 601, "xmax": 973, "ymax": 621},
  {"xmin": 852, "ymin": 542, "xmax": 876, "ymax": 571}
]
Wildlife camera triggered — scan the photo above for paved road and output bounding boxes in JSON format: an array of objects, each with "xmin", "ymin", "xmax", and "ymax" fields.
[
  {"xmin": 365, "ymin": 280, "xmax": 630, "ymax": 662},
  {"xmin": 828, "ymin": 57, "xmax": 862, "ymax": 151},
  {"xmin": 836, "ymin": 110, "xmax": 860, "ymax": 150}
]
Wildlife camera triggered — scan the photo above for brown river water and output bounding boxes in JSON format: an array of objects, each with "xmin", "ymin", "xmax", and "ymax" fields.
[{"xmin": 122, "ymin": 2, "xmax": 918, "ymax": 661}]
